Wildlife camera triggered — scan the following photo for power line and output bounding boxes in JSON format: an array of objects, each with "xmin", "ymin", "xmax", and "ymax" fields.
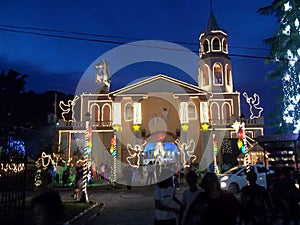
[
  {"xmin": 0, "ymin": 23, "xmax": 272, "ymax": 52},
  {"xmin": 0, "ymin": 23, "xmax": 290, "ymax": 62}
]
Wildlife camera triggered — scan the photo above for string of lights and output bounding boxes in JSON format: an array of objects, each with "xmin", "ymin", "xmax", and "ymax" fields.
[{"xmin": 0, "ymin": 23, "xmax": 293, "ymax": 62}]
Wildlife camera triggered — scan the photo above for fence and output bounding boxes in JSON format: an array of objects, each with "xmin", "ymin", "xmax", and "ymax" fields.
[{"xmin": 0, "ymin": 158, "xmax": 27, "ymax": 225}]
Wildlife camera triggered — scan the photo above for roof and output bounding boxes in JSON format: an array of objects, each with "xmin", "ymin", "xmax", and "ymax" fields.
[
  {"xmin": 256, "ymin": 133, "xmax": 300, "ymax": 143},
  {"xmin": 109, "ymin": 74, "xmax": 211, "ymax": 98},
  {"xmin": 206, "ymin": 11, "xmax": 219, "ymax": 33}
]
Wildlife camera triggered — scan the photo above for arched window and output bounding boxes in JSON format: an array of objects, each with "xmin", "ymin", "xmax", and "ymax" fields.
[
  {"xmin": 202, "ymin": 64, "xmax": 210, "ymax": 86},
  {"xmin": 210, "ymin": 102, "xmax": 220, "ymax": 124},
  {"xmin": 212, "ymin": 38, "xmax": 220, "ymax": 51},
  {"xmin": 90, "ymin": 103, "xmax": 100, "ymax": 121},
  {"xmin": 124, "ymin": 103, "xmax": 133, "ymax": 121},
  {"xmin": 222, "ymin": 39, "xmax": 228, "ymax": 53},
  {"xmin": 102, "ymin": 103, "xmax": 111, "ymax": 126},
  {"xmin": 226, "ymin": 64, "xmax": 232, "ymax": 85},
  {"xmin": 188, "ymin": 102, "xmax": 197, "ymax": 120},
  {"xmin": 213, "ymin": 63, "xmax": 223, "ymax": 85},
  {"xmin": 203, "ymin": 39, "xmax": 209, "ymax": 53},
  {"xmin": 222, "ymin": 102, "xmax": 231, "ymax": 123}
]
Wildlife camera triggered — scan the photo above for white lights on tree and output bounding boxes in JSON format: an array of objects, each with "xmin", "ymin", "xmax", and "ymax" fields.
[
  {"xmin": 133, "ymin": 102, "xmax": 142, "ymax": 124},
  {"xmin": 179, "ymin": 102, "xmax": 189, "ymax": 124},
  {"xmin": 200, "ymin": 102, "xmax": 209, "ymax": 123},
  {"xmin": 112, "ymin": 102, "xmax": 122, "ymax": 126}
]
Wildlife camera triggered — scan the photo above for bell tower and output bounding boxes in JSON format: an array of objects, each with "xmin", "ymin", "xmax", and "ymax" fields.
[{"xmin": 198, "ymin": 4, "xmax": 233, "ymax": 93}]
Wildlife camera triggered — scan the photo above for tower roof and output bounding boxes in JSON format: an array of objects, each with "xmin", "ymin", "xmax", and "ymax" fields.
[{"xmin": 205, "ymin": 10, "xmax": 219, "ymax": 33}]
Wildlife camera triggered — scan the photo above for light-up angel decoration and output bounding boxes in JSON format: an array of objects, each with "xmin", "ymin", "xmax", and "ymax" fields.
[
  {"xmin": 175, "ymin": 139, "xmax": 196, "ymax": 167},
  {"xmin": 126, "ymin": 142, "xmax": 147, "ymax": 168},
  {"xmin": 59, "ymin": 95, "xmax": 79, "ymax": 122},
  {"xmin": 243, "ymin": 92, "xmax": 263, "ymax": 119},
  {"xmin": 95, "ymin": 59, "xmax": 110, "ymax": 87}
]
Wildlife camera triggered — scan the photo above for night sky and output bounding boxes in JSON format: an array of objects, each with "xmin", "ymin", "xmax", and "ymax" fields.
[{"xmin": 0, "ymin": 0, "xmax": 279, "ymax": 132}]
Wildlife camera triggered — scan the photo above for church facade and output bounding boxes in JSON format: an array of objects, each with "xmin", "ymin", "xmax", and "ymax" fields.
[{"xmin": 57, "ymin": 10, "xmax": 264, "ymax": 173}]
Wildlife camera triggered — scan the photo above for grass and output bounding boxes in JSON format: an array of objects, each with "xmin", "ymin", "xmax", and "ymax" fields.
[{"xmin": 24, "ymin": 199, "xmax": 93, "ymax": 225}]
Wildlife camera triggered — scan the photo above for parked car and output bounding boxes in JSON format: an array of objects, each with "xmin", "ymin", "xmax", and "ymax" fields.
[{"xmin": 218, "ymin": 164, "xmax": 274, "ymax": 193}]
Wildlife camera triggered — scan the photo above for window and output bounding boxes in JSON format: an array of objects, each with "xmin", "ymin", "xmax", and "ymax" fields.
[
  {"xmin": 102, "ymin": 104, "xmax": 111, "ymax": 125},
  {"xmin": 124, "ymin": 103, "xmax": 133, "ymax": 121},
  {"xmin": 188, "ymin": 103, "xmax": 197, "ymax": 120},
  {"xmin": 222, "ymin": 103, "xmax": 231, "ymax": 122},
  {"xmin": 213, "ymin": 63, "xmax": 223, "ymax": 85},
  {"xmin": 226, "ymin": 64, "xmax": 232, "ymax": 85},
  {"xmin": 212, "ymin": 38, "xmax": 220, "ymax": 51},
  {"xmin": 222, "ymin": 39, "xmax": 228, "ymax": 52},
  {"xmin": 202, "ymin": 65, "xmax": 209, "ymax": 86},
  {"xmin": 203, "ymin": 39, "xmax": 209, "ymax": 53},
  {"xmin": 90, "ymin": 103, "xmax": 100, "ymax": 121},
  {"xmin": 210, "ymin": 102, "xmax": 219, "ymax": 122}
]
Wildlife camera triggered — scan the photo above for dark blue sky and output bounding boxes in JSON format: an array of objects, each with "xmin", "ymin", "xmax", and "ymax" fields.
[{"xmin": 0, "ymin": 0, "xmax": 278, "ymax": 132}]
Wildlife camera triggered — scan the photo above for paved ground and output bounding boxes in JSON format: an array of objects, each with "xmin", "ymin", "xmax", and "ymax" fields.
[{"xmin": 69, "ymin": 184, "xmax": 180, "ymax": 225}]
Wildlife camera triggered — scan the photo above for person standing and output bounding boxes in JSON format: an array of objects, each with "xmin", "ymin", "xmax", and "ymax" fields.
[
  {"xmin": 154, "ymin": 169, "xmax": 182, "ymax": 225},
  {"xmin": 270, "ymin": 167, "xmax": 299, "ymax": 225},
  {"xmin": 185, "ymin": 172, "xmax": 241, "ymax": 225},
  {"xmin": 240, "ymin": 170, "xmax": 274, "ymax": 225},
  {"xmin": 146, "ymin": 161, "xmax": 155, "ymax": 185},
  {"xmin": 179, "ymin": 170, "xmax": 202, "ymax": 225}
]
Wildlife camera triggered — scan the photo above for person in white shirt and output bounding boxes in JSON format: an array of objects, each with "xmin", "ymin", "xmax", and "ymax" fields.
[
  {"xmin": 179, "ymin": 170, "xmax": 202, "ymax": 225},
  {"xmin": 154, "ymin": 169, "xmax": 182, "ymax": 225}
]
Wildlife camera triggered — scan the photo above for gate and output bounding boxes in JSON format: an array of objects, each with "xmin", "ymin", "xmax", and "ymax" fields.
[{"xmin": 0, "ymin": 157, "xmax": 27, "ymax": 225}]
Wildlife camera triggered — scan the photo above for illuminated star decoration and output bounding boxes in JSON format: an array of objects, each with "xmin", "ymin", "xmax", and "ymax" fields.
[
  {"xmin": 201, "ymin": 122, "xmax": 210, "ymax": 131},
  {"xmin": 126, "ymin": 142, "xmax": 147, "ymax": 168},
  {"xmin": 175, "ymin": 139, "xmax": 196, "ymax": 167},
  {"xmin": 243, "ymin": 92, "xmax": 263, "ymax": 119}
]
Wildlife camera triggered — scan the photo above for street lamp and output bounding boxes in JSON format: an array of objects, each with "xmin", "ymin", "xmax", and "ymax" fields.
[{"xmin": 81, "ymin": 112, "xmax": 91, "ymax": 203}]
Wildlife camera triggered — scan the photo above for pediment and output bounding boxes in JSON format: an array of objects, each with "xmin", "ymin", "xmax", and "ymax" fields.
[{"xmin": 110, "ymin": 74, "xmax": 209, "ymax": 97}]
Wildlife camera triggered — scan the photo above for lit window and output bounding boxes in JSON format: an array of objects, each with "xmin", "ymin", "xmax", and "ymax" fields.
[
  {"xmin": 226, "ymin": 64, "xmax": 232, "ymax": 85},
  {"xmin": 213, "ymin": 63, "xmax": 223, "ymax": 85}
]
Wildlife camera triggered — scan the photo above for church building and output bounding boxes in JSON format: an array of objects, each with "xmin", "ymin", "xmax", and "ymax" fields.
[{"xmin": 57, "ymin": 9, "xmax": 264, "ymax": 174}]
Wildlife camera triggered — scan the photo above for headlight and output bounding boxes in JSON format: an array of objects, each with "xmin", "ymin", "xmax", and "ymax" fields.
[
  {"xmin": 220, "ymin": 175, "xmax": 229, "ymax": 182},
  {"xmin": 220, "ymin": 182, "xmax": 227, "ymax": 189}
]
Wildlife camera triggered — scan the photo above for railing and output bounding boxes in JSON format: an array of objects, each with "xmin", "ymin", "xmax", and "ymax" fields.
[
  {"xmin": 57, "ymin": 120, "xmax": 113, "ymax": 128},
  {"xmin": 210, "ymin": 117, "xmax": 264, "ymax": 126}
]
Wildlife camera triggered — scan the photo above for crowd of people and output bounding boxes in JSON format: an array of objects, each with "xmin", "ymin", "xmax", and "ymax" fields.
[{"xmin": 154, "ymin": 166, "xmax": 300, "ymax": 225}]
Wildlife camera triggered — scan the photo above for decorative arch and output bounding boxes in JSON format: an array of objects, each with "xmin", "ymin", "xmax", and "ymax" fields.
[
  {"xmin": 222, "ymin": 102, "xmax": 231, "ymax": 123},
  {"xmin": 201, "ymin": 64, "xmax": 210, "ymax": 86},
  {"xmin": 203, "ymin": 39, "xmax": 210, "ymax": 53},
  {"xmin": 90, "ymin": 103, "xmax": 100, "ymax": 121},
  {"xmin": 124, "ymin": 102, "xmax": 133, "ymax": 121},
  {"xmin": 213, "ymin": 63, "xmax": 223, "ymax": 85},
  {"xmin": 212, "ymin": 37, "xmax": 221, "ymax": 51},
  {"xmin": 102, "ymin": 103, "xmax": 111, "ymax": 125},
  {"xmin": 222, "ymin": 38, "xmax": 228, "ymax": 53},
  {"xmin": 210, "ymin": 102, "xmax": 220, "ymax": 123},
  {"xmin": 225, "ymin": 64, "xmax": 232, "ymax": 85}
]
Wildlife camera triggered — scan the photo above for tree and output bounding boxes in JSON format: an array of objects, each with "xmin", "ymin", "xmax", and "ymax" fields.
[{"xmin": 258, "ymin": 0, "xmax": 300, "ymax": 133}]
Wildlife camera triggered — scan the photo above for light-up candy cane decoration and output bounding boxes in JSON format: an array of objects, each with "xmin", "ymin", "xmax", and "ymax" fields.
[{"xmin": 213, "ymin": 131, "xmax": 220, "ymax": 174}]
